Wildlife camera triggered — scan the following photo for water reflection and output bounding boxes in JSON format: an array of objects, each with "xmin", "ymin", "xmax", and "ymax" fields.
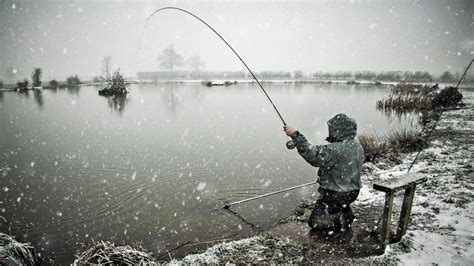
[
  {"xmin": 67, "ymin": 86, "xmax": 80, "ymax": 94},
  {"xmin": 18, "ymin": 89, "xmax": 30, "ymax": 98},
  {"xmin": 160, "ymin": 84, "xmax": 181, "ymax": 115},
  {"xmin": 377, "ymin": 106, "xmax": 422, "ymax": 129},
  {"xmin": 49, "ymin": 87, "xmax": 59, "ymax": 94},
  {"xmin": 34, "ymin": 90, "xmax": 44, "ymax": 109},
  {"xmin": 107, "ymin": 96, "xmax": 128, "ymax": 114}
]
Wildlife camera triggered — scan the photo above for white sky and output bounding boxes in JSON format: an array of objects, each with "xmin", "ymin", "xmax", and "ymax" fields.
[{"xmin": 0, "ymin": 0, "xmax": 473, "ymax": 80}]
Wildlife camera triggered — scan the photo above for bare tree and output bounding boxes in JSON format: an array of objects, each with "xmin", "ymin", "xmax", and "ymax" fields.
[
  {"xmin": 101, "ymin": 56, "xmax": 113, "ymax": 81},
  {"xmin": 293, "ymin": 70, "xmax": 303, "ymax": 79},
  {"xmin": 186, "ymin": 56, "xmax": 206, "ymax": 72},
  {"xmin": 31, "ymin": 68, "xmax": 42, "ymax": 87},
  {"xmin": 157, "ymin": 44, "xmax": 183, "ymax": 72}
]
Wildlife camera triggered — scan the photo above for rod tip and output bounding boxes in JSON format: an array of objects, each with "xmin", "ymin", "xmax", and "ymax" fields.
[{"xmin": 223, "ymin": 201, "xmax": 230, "ymax": 209}]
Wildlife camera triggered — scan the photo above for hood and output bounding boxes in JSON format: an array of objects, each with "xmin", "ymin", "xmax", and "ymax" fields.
[{"xmin": 326, "ymin": 113, "xmax": 357, "ymax": 142}]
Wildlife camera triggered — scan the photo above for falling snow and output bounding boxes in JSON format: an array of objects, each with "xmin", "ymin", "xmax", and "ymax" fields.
[{"xmin": 0, "ymin": 1, "xmax": 472, "ymax": 264}]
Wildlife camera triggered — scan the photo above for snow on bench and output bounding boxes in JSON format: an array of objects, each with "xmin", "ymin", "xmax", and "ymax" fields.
[{"xmin": 373, "ymin": 173, "xmax": 427, "ymax": 248}]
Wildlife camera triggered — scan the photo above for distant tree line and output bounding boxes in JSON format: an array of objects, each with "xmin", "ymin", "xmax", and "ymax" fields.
[
  {"xmin": 140, "ymin": 44, "xmax": 472, "ymax": 83},
  {"xmin": 137, "ymin": 70, "xmax": 470, "ymax": 83},
  {"xmin": 311, "ymin": 71, "xmax": 435, "ymax": 82},
  {"xmin": 5, "ymin": 66, "xmax": 82, "ymax": 90},
  {"xmin": 137, "ymin": 71, "xmax": 300, "ymax": 80}
]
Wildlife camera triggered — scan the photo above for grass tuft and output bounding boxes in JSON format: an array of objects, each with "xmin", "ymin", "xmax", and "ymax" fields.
[
  {"xmin": 385, "ymin": 129, "xmax": 428, "ymax": 153},
  {"xmin": 73, "ymin": 240, "xmax": 156, "ymax": 265},
  {"xmin": 0, "ymin": 233, "xmax": 37, "ymax": 265},
  {"xmin": 358, "ymin": 129, "xmax": 427, "ymax": 163}
]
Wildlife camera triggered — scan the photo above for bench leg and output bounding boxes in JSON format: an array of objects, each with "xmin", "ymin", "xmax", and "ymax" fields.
[
  {"xmin": 395, "ymin": 186, "xmax": 416, "ymax": 241},
  {"xmin": 380, "ymin": 192, "xmax": 394, "ymax": 248}
]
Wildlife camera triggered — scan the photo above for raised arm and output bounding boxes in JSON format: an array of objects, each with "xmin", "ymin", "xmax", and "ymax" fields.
[{"xmin": 284, "ymin": 125, "xmax": 333, "ymax": 168}]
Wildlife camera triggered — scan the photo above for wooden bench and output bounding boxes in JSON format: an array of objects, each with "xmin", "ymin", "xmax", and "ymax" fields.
[{"xmin": 373, "ymin": 173, "xmax": 427, "ymax": 248}]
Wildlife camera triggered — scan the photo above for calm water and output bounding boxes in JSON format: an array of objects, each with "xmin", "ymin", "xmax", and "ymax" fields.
[{"xmin": 0, "ymin": 83, "xmax": 419, "ymax": 263}]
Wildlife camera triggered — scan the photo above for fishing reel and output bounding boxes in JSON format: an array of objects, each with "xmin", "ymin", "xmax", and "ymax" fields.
[{"xmin": 286, "ymin": 140, "xmax": 296, "ymax": 149}]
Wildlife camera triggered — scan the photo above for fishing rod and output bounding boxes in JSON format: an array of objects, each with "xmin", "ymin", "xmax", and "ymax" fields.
[
  {"xmin": 223, "ymin": 181, "xmax": 317, "ymax": 209},
  {"xmin": 407, "ymin": 58, "xmax": 473, "ymax": 173},
  {"xmin": 138, "ymin": 7, "xmax": 296, "ymax": 149},
  {"xmin": 138, "ymin": 7, "xmax": 297, "ymax": 149},
  {"xmin": 139, "ymin": 7, "xmax": 312, "ymax": 209}
]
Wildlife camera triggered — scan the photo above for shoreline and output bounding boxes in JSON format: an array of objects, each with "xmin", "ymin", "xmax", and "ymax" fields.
[
  {"xmin": 3, "ymin": 80, "xmax": 473, "ymax": 92},
  {"xmin": 1, "ymin": 86, "xmax": 472, "ymax": 264},
  {"xmin": 170, "ymin": 90, "xmax": 473, "ymax": 264}
]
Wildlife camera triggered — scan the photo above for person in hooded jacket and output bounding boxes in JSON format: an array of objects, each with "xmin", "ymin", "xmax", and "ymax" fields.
[{"xmin": 283, "ymin": 113, "xmax": 365, "ymax": 233}]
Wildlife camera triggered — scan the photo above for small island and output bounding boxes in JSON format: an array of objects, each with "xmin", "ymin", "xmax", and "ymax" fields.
[
  {"xmin": 201, "ymin": 80, "xmax": 238, "ymax": 87},
  {"xmin": 98, "ymin": 71, "xmax": 128, "ymax": 96}
]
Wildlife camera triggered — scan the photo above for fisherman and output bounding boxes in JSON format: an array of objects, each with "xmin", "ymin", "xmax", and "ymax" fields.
[{"xmin": 283, "ymin": 113, "xmax": 364, "ymax": 234}]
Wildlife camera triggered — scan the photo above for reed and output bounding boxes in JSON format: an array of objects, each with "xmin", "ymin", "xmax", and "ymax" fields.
[
  {"xmin": 385, "ymin": 129, "xmax": 428, "ymax": 153},
  {"xmin": 358, "ymin": 129, "xmax": 427, "ymax": 163},
  {"xmin": 358, "ymin": 134, "xmax": 386, "ymax": 163},
  {"xmin": 74, "ymin": 240, "xmax": 156, "ymax": 265},
  {"xmin": 376, "ymin": 94, "xmax": 434, "ymax": 111},
  {"xmin": 377, "ymin": 84, "xmax": 462, "ymax": 111},
  {"xmin": 392, "ymin": 84, "xmax": 437, "ymax": 95},
  {"xmin": 0, "ymin": 233, "xmax": 37, "ymax": 265}
]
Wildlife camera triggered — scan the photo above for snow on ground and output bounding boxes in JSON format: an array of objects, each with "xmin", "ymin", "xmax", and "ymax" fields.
[
  {"xmin": 366, "ymin": 92, "xmax": 474, "ymax": 264},
  {"xmin": 172, "ymin": 91, "xmax": 473, "ymax": 264},
  {"xmin": 171, "ymin": 236, "xmax": 307, "ymax": 264}
]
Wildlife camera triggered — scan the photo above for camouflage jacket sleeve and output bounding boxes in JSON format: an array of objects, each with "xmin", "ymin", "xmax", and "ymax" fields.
[{"xmin": 290, "ymin": 131, "xmax": 334, "ymax": 168}]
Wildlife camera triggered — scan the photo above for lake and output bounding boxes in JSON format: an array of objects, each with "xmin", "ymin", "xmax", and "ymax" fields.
[{"xmin": 0, "ymin": 82, "xmax": 419, "ymax": 263}]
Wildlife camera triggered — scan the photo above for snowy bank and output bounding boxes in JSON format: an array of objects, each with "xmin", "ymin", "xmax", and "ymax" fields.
[{"xmin": 171, "ymin": 89, "xmax": 473, "ymax": 264}]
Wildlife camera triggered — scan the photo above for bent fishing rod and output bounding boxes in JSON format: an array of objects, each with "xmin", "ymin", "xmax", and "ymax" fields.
[
  {"xmin": 139, "ymin": 7, "xmax": 315, "ymax": 209},
  {"xmin": 138, "ymin": 7, "xmax": 297, "ymax": 150},
  {"xmin": 139, "ymin": 8, "xmax": 284, "ymax": 123}
]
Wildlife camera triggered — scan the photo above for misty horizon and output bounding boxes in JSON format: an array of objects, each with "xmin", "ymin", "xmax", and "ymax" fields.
[{"xmin": 1, "ymin": 0, "xmax": 473, "ymax": 81}]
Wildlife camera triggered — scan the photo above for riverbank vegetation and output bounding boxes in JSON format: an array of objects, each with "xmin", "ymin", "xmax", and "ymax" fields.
[
  {"xmin": 0, "ymin": 233, "xmax": 37, "ymax": 265},
  {"xmin": 48, "ymin": 79, "xmax": 59, "ymax": 89},
  {"xmin": 376, "ymin": 84, "xmax": 463, "ymax": 111},
  {"xmin": 368, "ymin": 83, "xmax": 464, "ymax": 164},
  {"xmin": 73, "ymin": 241, "xmax": 155, "ymax": 264},
  {"xmin": 16, "ymin": 79, "xmax": 29, "ymax": 90},
  {"xmin": 98, "ymin": 71, "xmax": 128, "ymax": 96},
  {"xmin": 358, "ymin": 130, "xmax": 428, "ymax": 164},
  {"xmin": 0, "ymin": 66, "xmax": 82, "ymax": 91},
  {"xmin": 66, "ymin": 75, "xmax": 81, "ymax": 88}
]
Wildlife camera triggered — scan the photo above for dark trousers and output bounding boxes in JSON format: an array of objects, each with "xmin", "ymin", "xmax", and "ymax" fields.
[{"xmin": 308, "ymin": 188, "xmax": 359, "ymax": 231}]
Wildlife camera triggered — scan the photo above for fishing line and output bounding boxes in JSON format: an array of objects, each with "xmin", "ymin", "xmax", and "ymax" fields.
[
  {"xmin": 406, "ymin": 59, "xmax": 473, "ymax": 173},
  {"xmin": 138, "ymin": 7, "xmax": 310, "ymax": 211},
  {"xmin": 137, "ymin": 7, "xmax": 287, "ymax": 126}
]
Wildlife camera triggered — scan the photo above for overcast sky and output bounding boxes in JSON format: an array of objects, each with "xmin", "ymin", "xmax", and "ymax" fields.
[{"xmin": 0, "ymin": 0, "xmax": 472, "ymax": 81}]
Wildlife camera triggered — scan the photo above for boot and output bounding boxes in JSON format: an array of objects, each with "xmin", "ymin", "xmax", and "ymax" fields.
[{"xmin": 342, "ymin": 207, "xmax": 355, "ymax": 230}]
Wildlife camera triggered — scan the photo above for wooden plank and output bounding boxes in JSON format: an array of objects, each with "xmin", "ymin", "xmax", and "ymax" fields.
[
  {"xmin": 373, "ymin": 173, "xmax": 427, "ymax": 193},
  {"xmin": 395, "ymin": 186, "xmax": 416, "ymax": 241},
  {"xmin": 380, "ymin": 192, "xmax": 394, "ymax": 248}
]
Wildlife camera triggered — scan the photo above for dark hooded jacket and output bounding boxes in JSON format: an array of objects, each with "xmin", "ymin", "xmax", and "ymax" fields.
[{"xmin": 290, "ymin": 113, "xmax": 364, "ymax": 192}]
